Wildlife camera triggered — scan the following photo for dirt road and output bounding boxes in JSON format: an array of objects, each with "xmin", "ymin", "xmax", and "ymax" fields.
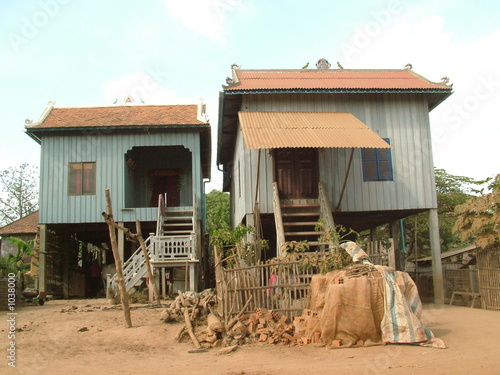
[{"xmin": 2, "ymin": 299, "xmax": 500, "ymax": 375}]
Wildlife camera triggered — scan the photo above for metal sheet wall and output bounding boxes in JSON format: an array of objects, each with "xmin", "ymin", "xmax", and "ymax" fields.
[
  {"xmin": 39, "ymin": 131, "xmax": 203, "ymax": 224},
  {"xmin": 234, "ymin": 92, "xmax": 437, "ymax": 217}
]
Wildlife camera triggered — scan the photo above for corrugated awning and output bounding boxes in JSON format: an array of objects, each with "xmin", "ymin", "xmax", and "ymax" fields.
[{"xmin": 238, "ymin": 112, "xmax": 391, "ymax": 149}]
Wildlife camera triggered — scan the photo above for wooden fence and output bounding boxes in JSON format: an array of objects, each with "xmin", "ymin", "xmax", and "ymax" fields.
[
  {"xmin": 476, "ymin": 248, "xmax": 500, "ymax": 311},
  {"xmin": 215, "ymin": 256, "xmax": 318, "ymax": 322}
]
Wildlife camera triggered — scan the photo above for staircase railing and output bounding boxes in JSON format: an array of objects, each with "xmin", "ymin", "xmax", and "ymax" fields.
[
  {"xmin": 151, "ymin": 235, "xmax": 196, "ymax": 260},
  {"xmin": 156, "ymin": 193, "xmax": 166, "ymax": 236},
  {"xmin": 318, "ymin": 181, "xmax": 335, "ymax": 231},
  {"xmin": 109, "ymin": 236, "xmax": 153, "ymax": 291},
  {"xmin": 272, "ymin": 182, "xmax": 286, "ymax": 256}
]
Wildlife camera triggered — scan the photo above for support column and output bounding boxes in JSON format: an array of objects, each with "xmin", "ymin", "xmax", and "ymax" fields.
[
  {"xmin": 118, "ymin": 222, "xmax": 125, "ymax": 261},
  {"xmin": 189, "ymin": 263, "xmax": 196, "ymax": 292},
  {"xmin": 390, "ymin": 220, "xmax": 402, "ymax": 271},
  {"xmin": 38, "ymin": 224, "xmax": 47, "ymax": 299},
  {"xmin": 429, "ymin": 208, "xmax": 444, "ymax": 304}
]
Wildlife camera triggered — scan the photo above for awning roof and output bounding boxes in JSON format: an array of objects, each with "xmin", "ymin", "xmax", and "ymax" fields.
[{"xmin": 238, "ymin": 111, "xmax": 391, "ymax": 149}]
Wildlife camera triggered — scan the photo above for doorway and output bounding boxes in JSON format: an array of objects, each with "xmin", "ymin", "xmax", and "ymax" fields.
[
  {"xmin": 149, "ymin": 169, "xmax": 183, "ymax": 207},
  {"xmin": 274, "ymin": 148, "xmax": 319, "ymax": 199}
]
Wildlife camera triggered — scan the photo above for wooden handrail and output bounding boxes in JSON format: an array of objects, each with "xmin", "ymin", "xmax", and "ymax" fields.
[
  {"xmin": 318, "ymin": 181, "xmax": 335, "ymax": 231},
  {"xmin": 272, "ymin": 182, "xmax": 286, "ymax": 256}
]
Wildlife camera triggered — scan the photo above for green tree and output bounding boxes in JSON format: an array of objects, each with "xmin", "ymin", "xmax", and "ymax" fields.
[
  {"xmin": 205, "ymin": 190, "xmax": 230, "ymax": 235},
  {"xmin": 403, "ymin": 168, "xmax": 488, "ymax": 259},
  {"xmin": 0, "ymin": 163, "xmax": 39, "ymax": 225}
]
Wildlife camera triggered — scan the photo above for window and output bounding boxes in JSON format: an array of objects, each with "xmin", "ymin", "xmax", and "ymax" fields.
[
  {"xmin": 68, "ymin": 162, "xmax": 96, "ymax": 195},
  {"xmin": 361, "ymin": 138, "xmax": 393, "ymax": 181}
]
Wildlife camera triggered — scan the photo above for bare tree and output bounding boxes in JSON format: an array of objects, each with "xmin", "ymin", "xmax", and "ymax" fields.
[{"xmin": 0, "ymin": 163, "xmax": 39, "ymax": 225}]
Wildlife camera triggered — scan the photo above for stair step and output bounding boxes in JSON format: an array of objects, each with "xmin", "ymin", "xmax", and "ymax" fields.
[
  {"xmin": 164, "ymin": 216, "xmax": 193, "ymax": 221},
  {"xmin": 305, "ymin": 241, "xmax": 331, "ymax": 247},
  {"xmin": 283, "ymin": 221, "xmax": 318, "ymax": 227},
  {"xmin": 164, "ymin": 223, "xmax": 193, "ymax": 227},
  {"xmin": 282, "ymin": 212, "xmax": 321, "ymax": 217},
  {"xmin": 281, "ymin": 203, "xmax": 320, "ymax": 208},
  {"xmin": 285, "ymin": 231, "xmax": 324, "ymax": 236},
  {"xmin": 163, "ymin": 230, "xmax": 193, "ymax": 235}
]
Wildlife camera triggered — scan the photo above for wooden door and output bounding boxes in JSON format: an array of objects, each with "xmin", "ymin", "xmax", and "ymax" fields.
[
  {"xmin": 275, "ymin": 148, "xmax": 319, "ymax": 199},
  {"xmin": 149, "ymin": 170, "xmax": 182, "ymax": 207}
]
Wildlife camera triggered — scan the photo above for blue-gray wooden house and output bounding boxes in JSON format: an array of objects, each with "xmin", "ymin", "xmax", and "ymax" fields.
[
  {"xmin": 26, "ymin": 102, "xmax": 211, "ymax": 298},
  {"xmin": 217, "ymin": 61, "xmax": 453, "ymax": 301}
]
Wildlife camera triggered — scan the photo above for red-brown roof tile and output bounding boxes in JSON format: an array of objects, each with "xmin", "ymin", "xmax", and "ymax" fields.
[
  {"xmin": 0, "ymin": 211, "xmax": 39, "ymax": 236},
  {"xmin": 28, "ymin": 104, "xmax": 207, "ymax": 130},
  {"xmin": 225, "ymin": 69, "xmax": 451, "ymax": 91}
]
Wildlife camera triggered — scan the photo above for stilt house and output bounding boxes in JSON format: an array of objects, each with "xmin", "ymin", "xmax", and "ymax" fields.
[
  {"xmin": 217, "ymin": 59, "xmax": 453, "ymax": 294},
  {"xmin": 25, "ymin": 101, "xmax": 211, "ymax": 298}
]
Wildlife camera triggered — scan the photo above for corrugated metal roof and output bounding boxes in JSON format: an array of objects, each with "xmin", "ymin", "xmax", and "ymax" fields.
[
  {"xmin": 238, "ymin": 112, "xmax": 391, "ymax": 149},
  {"xmin": 417, "ymin": 244, "xmax": 477, "ymax": 262},
  {"xmin": 27, "ymin": 104, "xmax": 207, "ymax": 129},
  {"xmin": 225, "ymin": 69, "xmax": 451, "ymax": 91}
]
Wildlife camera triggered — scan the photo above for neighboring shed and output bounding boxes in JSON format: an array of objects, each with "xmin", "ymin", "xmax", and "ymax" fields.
[
  {"xmin": 408, "ymin": 245, "xmax": 478, "ymax": 302},
  {"xmin": 0, "ymin": 211, "xmax": 39, "ymax": 255}
]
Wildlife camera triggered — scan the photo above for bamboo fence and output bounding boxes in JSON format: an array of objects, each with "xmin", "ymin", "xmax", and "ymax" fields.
[
  {"xmin": 215, "ymin": 248, "xmax": 318, "ymax": 323},
  {"xmin": 476, "ymin": 247, "xmax": 500, "ymax": 311}
]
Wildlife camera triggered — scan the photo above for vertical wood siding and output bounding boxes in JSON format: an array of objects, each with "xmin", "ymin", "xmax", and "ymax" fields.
[
  {"xmin": 234, "ymin": 93, "xmax": 437, "ymax": 217},
  {"xmin": 39, "ymin": 131, "xmax": 204, "ymax": 224}
]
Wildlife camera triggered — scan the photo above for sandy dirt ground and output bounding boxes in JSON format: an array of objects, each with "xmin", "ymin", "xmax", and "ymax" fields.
[{"xmin": 2, "ymin": 298, "xmax": 500, "ymax": 375}]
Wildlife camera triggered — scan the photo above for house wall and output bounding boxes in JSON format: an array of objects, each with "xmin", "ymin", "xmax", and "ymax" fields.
[
  {"xmin": 232, "ymin": 92, "xmax": 437, "ymax": 221},
  {"xmin": 38, "ymin": 130, "xmax": 204, "ymax": 224}
]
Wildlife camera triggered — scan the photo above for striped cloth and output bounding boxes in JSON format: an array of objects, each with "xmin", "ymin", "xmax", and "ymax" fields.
[{"xmin": 375, "ymin": 265, "xmax": 446, "ymax": 348}]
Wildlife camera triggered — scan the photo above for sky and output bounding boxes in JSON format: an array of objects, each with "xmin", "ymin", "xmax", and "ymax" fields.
[{"xmin": 0, "ymin": 0, "xmax": 499, "ymax": 192}]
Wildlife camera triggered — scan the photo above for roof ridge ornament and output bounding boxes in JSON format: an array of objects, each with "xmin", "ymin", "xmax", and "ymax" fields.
[{"xmin": 316, "ymin": 58, "xmax": 331, "ymax": 69}]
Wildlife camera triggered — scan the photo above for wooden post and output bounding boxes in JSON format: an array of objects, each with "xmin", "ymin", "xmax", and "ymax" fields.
[
  {"xmin": 390, "ymin": 220, "xmax": 401, "ymax": 270},
  {"xmin": 335, "ymin": 147, "xmax": 355, "ymax": 211},
  {"xmin": 429, "ymin": 208, "xmax": 444, "ymax": 304},
  {"xmin": 103, "ymin": 189, "xmax": 133, "ymax": 328},
  {"xmin": 135, "ymin": 220, "xmax": 162, "ymax": 306},
  {"xmin": 118, "ymin": 222, "xmax": 125, "ymax": 262},
  {"xmin": 38, "ymin": 224, "xmax": 47, "ymax": 300}
]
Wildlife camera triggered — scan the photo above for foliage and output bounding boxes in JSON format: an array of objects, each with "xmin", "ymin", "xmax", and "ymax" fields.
[
  {"xmin": 453, "ymin": 175, "xmax": 500, "ymax": 249},
  {"xmin": 275, "ymin": 224, "xmax": 356, "ymax": 274},
  {"xmin": 212, "ymin": 224, "xmax": 268, "ymax": 267},
  {"xmin": 205, "ymin": 190, "xmax": 230, "ymax": 235},
  {"xmin": 0, "ymin": 163, "xmax": 39, "ymax": 225},
  {"xmin": 402, "ymin": 169, "xmax": 489, "ymax": 259},
  {"xmin": 0, "ymin": 237, "xmax": 34, "ymax": 274}
]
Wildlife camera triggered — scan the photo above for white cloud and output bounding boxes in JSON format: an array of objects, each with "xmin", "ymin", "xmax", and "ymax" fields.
[
  {"xmin": 161, "ymin": 0, "xmax": 245, "ymax": 41},
  {"xmin": 103, "ymin": 71, "xmax": 182, "ymax": 105}
]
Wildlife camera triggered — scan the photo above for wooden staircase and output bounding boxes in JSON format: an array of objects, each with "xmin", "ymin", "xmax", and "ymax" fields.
[
  {"xmin": 273, "ymin": 181, "xmax": 335, "ymax": 256},
  {"xmin": 281, "ymin": 203, "xmax": 325, "ymax": 246},
  {"xmin": 108, "ymin": 195, "xmax": 198, "ymax": 292},
  {"xmin": 160, "ymin": 208, "xmax": 195, "ymax": 237}
]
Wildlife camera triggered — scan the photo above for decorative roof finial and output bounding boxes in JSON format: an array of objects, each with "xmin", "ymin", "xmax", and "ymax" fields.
[
  {"xmin": 231, "ymin": 63, "xmax": 241, "ymax": 70},
  {"xmin": 316, "ymin": 58, "xmax": 331, "ymax": 69},
  {"xmin": 441, "ymin": 76, "xmax": 450, "ymax": 84},
  {"xmin": 404, "ymin": 63, "xmax": 413, "ymax": 70}
]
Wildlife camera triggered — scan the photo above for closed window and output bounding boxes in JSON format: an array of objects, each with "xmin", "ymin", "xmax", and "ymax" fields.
[
  {"xmin": 68, "ymin": 162, "xmax": 96, "ymax": 195},
  {"xmin": 361, "ymin": 138, "xmax": 393, "ymax": 181}
]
